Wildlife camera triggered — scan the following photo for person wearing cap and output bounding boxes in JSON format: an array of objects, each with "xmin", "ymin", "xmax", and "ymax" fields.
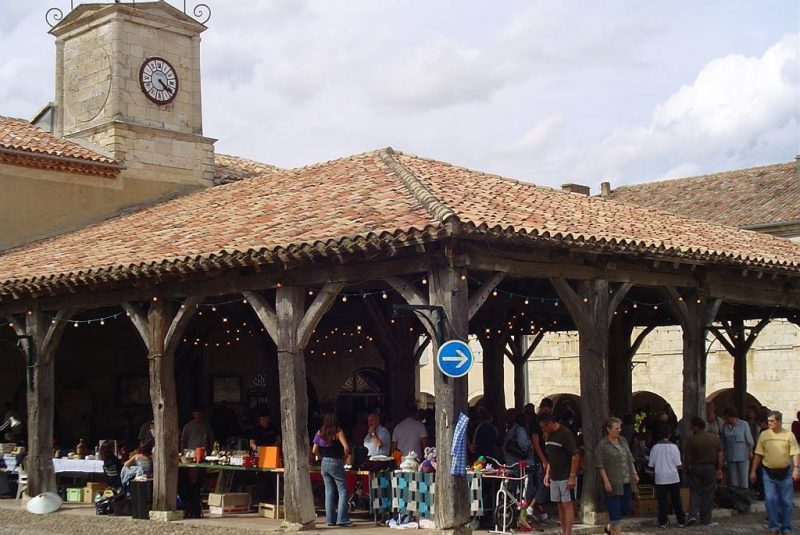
[{"xmin": 541, "ymin": 413, "xmax": 579, "ymax": 535}]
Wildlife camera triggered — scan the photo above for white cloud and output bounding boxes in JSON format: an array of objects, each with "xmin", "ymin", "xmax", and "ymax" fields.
[
  {"xmin": 499, "ymin": 115, "xmax": 564, "ymax": 155},
  {"xmin": 574, "ymin": 34, "xmax": 800, "ymax": 185}
]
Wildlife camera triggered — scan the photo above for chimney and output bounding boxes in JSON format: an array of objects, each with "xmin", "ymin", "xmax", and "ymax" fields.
[
  {"xmin": 795, "ymin": 155, "xmax": 800, "ymax": 179},
  {"xmin": 561, "ymin": 183, "xmax": 591, "ymax": 196},
  {"xmin": 600, "ymin": 181, "xmax": 611, "ymax": 197}
]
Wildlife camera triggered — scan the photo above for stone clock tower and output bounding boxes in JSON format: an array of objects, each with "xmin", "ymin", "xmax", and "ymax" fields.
[{"xmin": 50, "ymin": 1, "xmax": 215, "ymax": 186}]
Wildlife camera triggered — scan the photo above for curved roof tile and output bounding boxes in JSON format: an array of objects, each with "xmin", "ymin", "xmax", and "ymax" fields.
[{"xmin": 1, "ymin": 148, "xmax": 799, "ymax": 298}]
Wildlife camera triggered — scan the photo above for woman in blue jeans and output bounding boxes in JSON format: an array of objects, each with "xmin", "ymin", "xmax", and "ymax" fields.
[{"xmin": 312, "ymin": 412, "xmax": 353, "ymax": 527}]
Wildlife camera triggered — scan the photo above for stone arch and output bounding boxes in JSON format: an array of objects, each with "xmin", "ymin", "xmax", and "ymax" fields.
[
  {"xmin": 418, "ymin": 391, "xmax": 435, "ymax": 410},
  {"xmin": 631, "ymin": 390, "xmax": 670, "ymax": 414},
  {"xmin": 706, "ymin": 388, "xmax": 762, "ymax": 415},
  {"xmin": 335, "ymin": 367, "xmax": 386, "ymax": 422},
  {"xmin": 468, "ymin": 391, "xmax": 484, "ymax": 406}
]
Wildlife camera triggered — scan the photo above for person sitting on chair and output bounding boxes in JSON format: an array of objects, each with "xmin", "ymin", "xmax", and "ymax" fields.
[
  {"xmin": 99, "ymin": 441, "xmax": 123, "ymax": 494},
  {"xmin": 121, "ymin": 440, "xmax": 153, "ymax": 486}
]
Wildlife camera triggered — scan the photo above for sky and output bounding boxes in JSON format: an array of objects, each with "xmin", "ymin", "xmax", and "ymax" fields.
[{"xmin": 0, "ymin": 0, "xmax": 798, "ymax": 190}]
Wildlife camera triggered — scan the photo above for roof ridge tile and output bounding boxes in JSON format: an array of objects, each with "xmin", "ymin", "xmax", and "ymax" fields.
[{"xmin": 379, "ymin": 147, "xmax": 457, "ymax": 225}]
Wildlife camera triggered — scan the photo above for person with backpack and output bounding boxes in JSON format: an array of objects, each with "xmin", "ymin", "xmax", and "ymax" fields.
[{"xmin": 503, "ymin": 409, "xmax": 537, "ymax": 522}]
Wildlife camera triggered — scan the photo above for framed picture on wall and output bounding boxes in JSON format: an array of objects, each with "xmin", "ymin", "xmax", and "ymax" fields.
[
  {"xmin": 211, "ymin": 375, "xmax": 241, "ymax": 403},
  {"xmin": 118, "ymin": 375, "xmax": 150, "ymax": 406}
]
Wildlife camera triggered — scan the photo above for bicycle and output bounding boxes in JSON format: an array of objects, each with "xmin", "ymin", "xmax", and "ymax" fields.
[{"xmin": 482, "ymin": 457, "xmax": 531, "ymax": 534}]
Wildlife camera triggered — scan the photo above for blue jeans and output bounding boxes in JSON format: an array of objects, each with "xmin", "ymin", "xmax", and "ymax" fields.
[
  {"xmin": 321, "ymin": 457, "xmax": 349, "ymax": 525},
  {"xmin": 763, "ymin": 468, "xmax": 793, "ymax": 533},
  {"xmin": 605, "ymin": 483, "xmax": 632, "ymax": 524}
]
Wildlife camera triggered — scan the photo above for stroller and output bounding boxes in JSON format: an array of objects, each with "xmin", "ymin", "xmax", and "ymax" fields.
[
  {"xmin": 347, "ymin": 477, "xmax": 369, "ymax": 512},
  {"xmin": 95, "ymin": 491, "xmax": 131, "ymax": 516},
  {"xmin": 95, "ymin": 449, "xmax": 131, "ymax": 516}
]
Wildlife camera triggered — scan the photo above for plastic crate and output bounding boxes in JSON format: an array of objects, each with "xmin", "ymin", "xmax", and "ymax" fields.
[{"xmin": 66, "ymin": 487, "xmax": 84, "ymax": 502}]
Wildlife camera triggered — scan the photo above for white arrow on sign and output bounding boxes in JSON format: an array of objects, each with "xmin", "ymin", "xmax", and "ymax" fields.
[{"xmin": 442, "ymin": 349, "xmax": 469, "ymax": 368}]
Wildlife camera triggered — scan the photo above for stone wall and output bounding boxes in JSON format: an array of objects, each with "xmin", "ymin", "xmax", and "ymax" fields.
[{"xmin": 418, "ymin": 321, "xmax": 800, "ymax": 421}]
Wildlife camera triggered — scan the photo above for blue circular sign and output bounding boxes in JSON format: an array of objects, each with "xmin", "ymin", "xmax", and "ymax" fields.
[{"xmin": 436, "ymin": 340, "xmax": 474, "ymax": 378}]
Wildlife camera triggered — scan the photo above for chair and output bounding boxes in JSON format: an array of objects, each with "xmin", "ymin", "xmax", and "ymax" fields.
[{"xmin": 15, "ymin": 465, "xmax": 28, "ymax": 503}]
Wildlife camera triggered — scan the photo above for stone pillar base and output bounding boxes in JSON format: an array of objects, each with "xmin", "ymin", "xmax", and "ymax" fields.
[
  {"xmin": 430, "ymin": 527, "xmax": 472, "ymax": 535},
  {"xmin": 280, "ymin": 520, "xmax": 316, "ymax": 531},
  {"xmin": 149, "ymin": 510, "xmax": 183, "ymax": 522},
  {"xmin": 579, "ymin": 510, "xmax": 608, "ymax": 526}
]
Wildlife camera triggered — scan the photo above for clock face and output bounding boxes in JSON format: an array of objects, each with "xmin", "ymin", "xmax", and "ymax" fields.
[{"xmin": 139, "ymin": 57, "xmax": 179, "ymax": 104}]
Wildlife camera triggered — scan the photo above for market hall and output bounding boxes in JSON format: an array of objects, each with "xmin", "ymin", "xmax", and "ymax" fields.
[{"xmin": 1, "ymin": 2, "xmax": 800, "ymax": 532}]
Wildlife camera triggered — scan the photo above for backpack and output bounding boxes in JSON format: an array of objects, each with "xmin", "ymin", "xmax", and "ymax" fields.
[{"xmin": 504, "ymin": 424, "xmax": 530, "ymax": 459}]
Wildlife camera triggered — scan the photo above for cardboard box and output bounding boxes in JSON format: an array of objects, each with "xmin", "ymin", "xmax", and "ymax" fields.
[
  {"xmin": 258, "ymin": 446, "xmax": 283, "ymax": 469},
  {"xmin": 66, "ymin": 488, "xmax": 84, "ymax": 503},
  {"xmin": 207, "ymin": 492, "xmax": 251, "ymax": 515},
  {"xmin": 635, "ymin": 498, "xmax": 659, "ymax": 516},
  {"xmin": 86, "ymin": 481, "xmax": 109, "ymax": 492},
  {"xmin": 259, "ymin": 502, "xmax": 284, "ymax": 519},
  {"xmin": 637, "ymin": 484, "xmax": 656, "ymax": 500}
]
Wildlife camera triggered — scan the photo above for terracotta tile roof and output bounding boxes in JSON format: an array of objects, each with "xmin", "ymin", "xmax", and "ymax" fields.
[
  {"xmin": 393, "ymin": 151, "xmax": 800, "ymax": 269},
  {"xmin": 0, "ymin": 116, "xmax": 121, "ymax": 177},
  {"xmin": 605, "ymin": 161, "xmax": 799, "ymax": 228},
  {"xmin": 214, "ymin": 153, "xmax": 282, "ymax": 184},
  {"xmin": 1, "ymin": 148, "xmax": 799, "ymax": 300}
]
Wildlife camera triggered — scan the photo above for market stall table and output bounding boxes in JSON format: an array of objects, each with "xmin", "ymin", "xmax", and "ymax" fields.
[{"xmin": 369, "ymin": 470, "xmax": 484, "ymax": 520}]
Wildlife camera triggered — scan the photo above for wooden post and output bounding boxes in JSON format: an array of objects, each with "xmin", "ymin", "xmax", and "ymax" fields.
[
  {"xmin": 5, "ymin": 307, "xmax": 73, "ymax": 497},
  {"xmin": 123, "ymin": 296, "xmax": 201, "ymax": 518},
  {"xmin": 504, "ymin": 332, "xmax": 544, "ymax": 409},
  {"xmin": 388, "ymin": 267, "xmax": 503, "ymax": 533},
  {"xmin": 478, "ymin": 334, "xmax": 506, "ymax": 430},
  {"xmin": 245, "ymin": 282, "xmax": 342, "ymax": 529},
  {"xmin": 429, "ymin": 261, "xmax": 471, "ymax": 533},
  {"xmin": 662, "ymin": 289, "xmax": 721, "ymax": 434},
  {"xmin": 363, "ymin": 297, "xmax": 424, "ymax": 423},
  {"xmin": 550, "ymin": 278, "xmax": 631, "ymax": 523},
  {"xmin": 607, "ymin": 318, "xmax": 654, "ymax": 417},
  {"xmin": 709, "ymin": 318, "xmax": 770, "ymax": 418}
]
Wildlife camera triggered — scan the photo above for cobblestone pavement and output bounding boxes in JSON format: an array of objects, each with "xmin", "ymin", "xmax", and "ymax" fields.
[{"xmin": 0, "ymin": 503, "xmax": 798, "ymax": 535}]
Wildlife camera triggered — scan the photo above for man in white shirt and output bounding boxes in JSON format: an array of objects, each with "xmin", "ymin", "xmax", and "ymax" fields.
[
  {"xmin": 391, "ymin": 405, "xmax": 428, "ymax": 459},
  {"xmin": 649, "ymin": 424, "xmax": 687, "ymax": 528},
  {"xmin": 363, "ymin": 412, "xmax": 391, "ymax": 456}
]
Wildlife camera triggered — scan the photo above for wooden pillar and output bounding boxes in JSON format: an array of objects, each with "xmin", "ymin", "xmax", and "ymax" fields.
[
  {"xmin": 364, "ymin": 297, "xmax": 424, "ymax": 423},
  {"xmin": 550, "ymin": 278, "xmax": 631, "ymax": 523},
  {"xmin": 478, "ymin": 334, "xmax": 506, "ymax": 430},
  {"xmin": 276, "ymin": 286, "xmax": 315, "ymax": 528},
  {"xmin": 387, "ymin": 267, "xmax": 501, "ymax": 533},
  {"xmin": 124, "ymin": 296, "xmax": 201, "ymax": 517},
  {"xmin": 505, "ymin": 332, "xmax": 543, "ymax": 410},
  {"xmin": 5, "ymin": 307, "xmax": 73, "ymax": 497},
  {"xmin": 607, "ymin": 318, "xmax": 654, "ymax": 417},
  {"xmin": 709, "ymin": 318, "xmax": 770, "ymax": 418},
  {"xmin": 662, "ymin": 289, "xmax": 721, "ymax": 434},
  {"xmin": 245, "ymin": 282, "xmax": 342, "ymax": 529},
  {"xmin": 429, "ymin": 260, "xmax": 471, "ymax": 532}
]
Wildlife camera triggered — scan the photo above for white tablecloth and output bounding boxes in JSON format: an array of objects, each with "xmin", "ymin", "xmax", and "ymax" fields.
[{"xmin": 52, "ymin": 458, "xmax": 104, "ymax": 473}]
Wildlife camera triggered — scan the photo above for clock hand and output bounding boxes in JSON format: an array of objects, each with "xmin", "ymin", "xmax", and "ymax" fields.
[{"xmin": 156, "ymin": 80, "xmax": 174, "ymax": 93}]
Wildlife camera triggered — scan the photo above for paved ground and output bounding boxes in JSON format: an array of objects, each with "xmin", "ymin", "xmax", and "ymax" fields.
[{"xmin": 0, "ymin": 498, "xmax": 797, "ymax": 534}]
